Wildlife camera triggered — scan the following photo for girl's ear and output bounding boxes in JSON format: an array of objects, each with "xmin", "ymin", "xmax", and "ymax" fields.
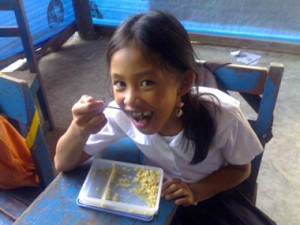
[{"xmin": 178, "ymin": 70, "xmax": 195, "ymax": 96}]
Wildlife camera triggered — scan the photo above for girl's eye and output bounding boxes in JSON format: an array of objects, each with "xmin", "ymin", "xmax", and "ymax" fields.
[
  {"xmin": 141, "ymin": 80, "xmax": 154, "ymax": 87},
  {"xmin": 113, "ymin": 81, "xmax": 126, "ymax": 88}
]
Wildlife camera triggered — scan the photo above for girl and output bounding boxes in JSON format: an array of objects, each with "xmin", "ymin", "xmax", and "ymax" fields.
[{"xmin": 55, "ymin": 10, "xmax": 269, "ymax": 224}]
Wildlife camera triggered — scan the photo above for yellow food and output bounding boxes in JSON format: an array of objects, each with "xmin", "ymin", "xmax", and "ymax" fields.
[
  {"xmin": 131, "ymin": 167, "xmax": 161, "ymax": 207},
  {"xmin": 112, "ymin": 192, "xmax": 119, "ymax": 201},
  {"xmin": 100, "ymin": 164, "xmax": 161, "ymax": 208},
  {"xmin": 116, "ymin": 176, "xmax": 131, "ymax": 188},
  {"xmin": 103, "ymin": 188, "xmax": 111, "ymax": 200},
  {"xmin": 102, "ymin": 165, "xmax": 119, "ymax": 200}
]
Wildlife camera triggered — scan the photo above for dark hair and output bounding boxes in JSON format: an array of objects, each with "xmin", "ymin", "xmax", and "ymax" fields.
[{"xmin": 106, "ymin": 10, "xmax": 217, "ymax": 164}]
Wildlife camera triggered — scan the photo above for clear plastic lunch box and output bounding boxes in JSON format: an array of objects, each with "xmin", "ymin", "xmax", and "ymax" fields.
[{"xmin": 77, "ymin": 158, "xmax": 164, "ymax": 221}]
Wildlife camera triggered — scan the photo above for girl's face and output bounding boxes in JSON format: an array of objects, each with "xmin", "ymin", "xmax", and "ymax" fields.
[{"xmin": 110, "ymin": 43, "xmax": 185, "ymax": 136}]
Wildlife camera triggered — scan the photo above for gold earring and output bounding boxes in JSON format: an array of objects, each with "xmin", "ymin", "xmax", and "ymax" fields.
[{"xmin": 176, "ymin": 102, "xmax": 184, "ymax": 118}]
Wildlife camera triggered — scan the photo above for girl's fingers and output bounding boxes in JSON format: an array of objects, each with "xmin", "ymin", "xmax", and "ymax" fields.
[
  {"xmin": 73, "ymin": 98, "xmax": 105, "ymax": 117},
  {"xmin": 166, "ymin": 188, "xmax": 193, "ymax": 206},
  {"xmin": 162, "ymin": 183, "xmax": 178, "ymax": 196},
  {"xmin": 175, "ymin": 197, "xmax": 190, "ymax": 206},
  {"xmin": 161, "ymin": 179, "xmax": 194, "ymax": 206},
  {"xmin": 77, "ymin": 109, "xmax": 106, "ymax": 126},
  {"xmin": 81, "ymin": 114, "xmax": 107, "ymax": 134},
  {"xmin": 164, "ymin": 186, "xmax": 185, "ymax": 199},
  {"xmin": 72, "ymin": 96, "xmax": 108, "ymax": 133},
  {"xmin": 79, "ymin": 95, "xmax": 94, "ymax": 103},
  {"xmin": 162, "ymin": 178, "xmax": 181, "ymax": 189},
  {"xmin": 76, "ymin": 113, "xmax": 107, "ymax": 134},
  {"xmin": 161, "ymin": 179, "xmax": 183, "ymax": 196}
]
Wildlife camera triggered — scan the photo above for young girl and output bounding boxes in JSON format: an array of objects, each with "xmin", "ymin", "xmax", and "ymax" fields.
[{"xmin": 55, "ymin": 10, "xmax": 267, "ymax": 224}]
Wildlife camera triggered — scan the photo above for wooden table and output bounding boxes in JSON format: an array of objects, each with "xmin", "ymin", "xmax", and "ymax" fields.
[{"xmin": 14, "ymin": 138, "xmax": 177, "ymax": 225}]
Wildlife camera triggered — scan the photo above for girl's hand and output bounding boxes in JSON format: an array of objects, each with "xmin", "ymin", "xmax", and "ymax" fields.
[
  {"xmin": 72, "ymin": 95, "xmax": 107, "ymax": 134},
  {"xmin": 161, "ymin": 178, "xmax": 195, "ymax": 206}
]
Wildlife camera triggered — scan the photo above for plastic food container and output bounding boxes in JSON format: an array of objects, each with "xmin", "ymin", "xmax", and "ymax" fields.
[{"xmin": 77, "ymin": 158, "xmax": 164, "ymax": 221}]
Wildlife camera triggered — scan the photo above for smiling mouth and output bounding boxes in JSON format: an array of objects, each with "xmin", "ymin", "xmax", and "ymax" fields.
[{"xmin": 131, "ymin": 111, "xmax": 153, "ymax": 122}]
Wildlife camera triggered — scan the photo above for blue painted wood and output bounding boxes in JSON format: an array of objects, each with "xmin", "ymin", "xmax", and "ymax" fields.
[
  {"xmin": 5, "ymin": 186, "xmax": 44, "ymax": 206},
  {"xmin": 0, "ymin": 0, "xmax": 75, "ymax": 62},
  {"xmin": 0, "ymin": 191, "xmax": 28, "ymax": 221},
  {"xmin": 214, "ymin": 66, "xmax": 267, "ymax": 94},
  {"xmin": 202, "ymin": 61, "xmax": 284, "ymax": 203},
  {"xmin": 0, "ymin": 76, "xmax": 31, "ymax": 124},
  {"xmin": 0, "ymin": 74, "xmax": 55, "ymax": 188},
  {"xmin": 0, "ymin": 0, "xmax": 54, "ymax": 131},
  {"xmin": 30, "ymin": 131, "xmax": 55, "ymax": 188},
  {"xmin": 255, "ymin": 66, "xmax": 283, "ymax": 138},
  {"xmin": 0, "ymin": 75, "xmax": 46, "ymax": 225},
  {"xmin": 9, "ymin": 0, "xmax": 37, "ymax": 73},
  {"xmin": 0, "ymin": 74, "xmax": 54, "ymax": 225},
  {"xmin": 0, "ymin": 0, "xmax": 10, "ymax": 10},
  {"xmin": 0, "ymin": 213, "xmax": 14, "ymax": 225},
  {"xmin": 0, "ymin": 27, "xmax": 20, "ymax": 36},
  {"xmin": 212, "ymin": 62, "xmax": 283, "ymax": 140},
  {"xmin": 14, "ymin": 140, "xmax": 177, "ymax": 225}
]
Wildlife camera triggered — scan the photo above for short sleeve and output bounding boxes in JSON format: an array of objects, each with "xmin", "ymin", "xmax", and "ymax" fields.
[{"xmin": 219, "ymin": 109, "xmax": 263, "ymax": 165}]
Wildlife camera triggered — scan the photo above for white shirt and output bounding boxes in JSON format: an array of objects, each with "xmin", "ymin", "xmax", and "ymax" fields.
[{"xmin": 85, "ymin": 87, "xmax": 263, "ymax": 184}]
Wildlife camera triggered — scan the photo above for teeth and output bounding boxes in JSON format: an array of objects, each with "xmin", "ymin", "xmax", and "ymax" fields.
[
  {"xmin": 132, "ymin": 112, "xmax": 142, "ymax": 117},
  {"xmin": 131, "ymin": 111, "xmax": 153, "ymax": 121},
  {"xmin": 144, "ymin": 111, "xmax": 151, "ymax": 117}
]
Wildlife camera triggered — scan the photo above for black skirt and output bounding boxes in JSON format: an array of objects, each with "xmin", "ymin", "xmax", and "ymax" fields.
[{"xmin": 170, "ymin": 189, "xmax": 276, "ymax": 225}]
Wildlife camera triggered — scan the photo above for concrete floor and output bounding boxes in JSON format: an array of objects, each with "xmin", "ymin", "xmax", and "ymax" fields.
[{"xmin": 40, "ymin": 33, "xmax": 300, "ymax": 225}]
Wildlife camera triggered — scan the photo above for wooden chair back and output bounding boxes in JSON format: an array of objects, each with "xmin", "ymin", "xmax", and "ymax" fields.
[
  {"xmin": 196, "ymin": 60, "xmax": 284, "ymax": 203},
  {"xmin": 0, "ymin": 74, "xmax": 55, "ymax": 223},
  {"xmin": 0, "ymin": 74, "xmax": 54, "ymax": 221},
  {"xmin": 0, "ymin": 0, "xmax": 54, "ymax": 132},
  {"xmin": 0, "ymin": 74, "xmax": 54, "ymax": 188}
]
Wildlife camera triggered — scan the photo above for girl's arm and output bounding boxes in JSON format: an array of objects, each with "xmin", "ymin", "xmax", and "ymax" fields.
[
  {"xmin": 162, "ymin": 163, "xmax": 251, "ymax": 206},
  {"xmin": 54, "ymin": 120, "xmax": 92, "ymax": 172},
  {"xmin": 54, "ymin": 95, "xmax": 107, "ymax": 172},
  {"xmin": 189, "ymin": 163, "xmax": 250, "ymax": 202}
]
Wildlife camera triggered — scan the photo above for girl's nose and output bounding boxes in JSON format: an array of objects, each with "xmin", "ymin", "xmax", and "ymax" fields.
[{"xmin": 124, "ymin": 88, "xmax": 139, "ymax": 107}]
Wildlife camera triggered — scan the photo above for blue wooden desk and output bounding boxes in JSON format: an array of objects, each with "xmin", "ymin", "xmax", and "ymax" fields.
[{"xmin": 14, "ymin": 138, "xmax": 177, "ymax": 225}]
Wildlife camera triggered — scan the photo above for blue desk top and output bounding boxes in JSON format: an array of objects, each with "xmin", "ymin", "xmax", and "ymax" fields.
[{"xmin": 14, "ymin": 139, "xmax": 177, "ymax": 225}]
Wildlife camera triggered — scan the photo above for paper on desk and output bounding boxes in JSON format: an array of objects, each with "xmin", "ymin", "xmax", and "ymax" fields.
[{"xmin": 230, "ymin": 50, "xmax": 261, "ymax": 65}]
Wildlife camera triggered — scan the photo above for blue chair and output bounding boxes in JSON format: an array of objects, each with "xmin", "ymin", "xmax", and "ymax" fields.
[
  {"xmin": 0, "ymin": 0, "xmax": 54, "ymax": 132},
  {"xmin": 0, "ymin": 74, "xmax": 54, "ymax": 224},
  {"xmin": 197, "ymin": 60, "xmax": 284, "ymax": 204}
]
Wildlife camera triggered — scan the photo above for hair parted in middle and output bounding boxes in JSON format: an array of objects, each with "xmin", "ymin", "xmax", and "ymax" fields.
[{"xmin": 106, "ymin": 10, "xmax": 218, "ymax": 164}]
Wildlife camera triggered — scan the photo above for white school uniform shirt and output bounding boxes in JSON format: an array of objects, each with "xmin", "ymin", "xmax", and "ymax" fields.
[{"xmin": 84, "ymin": 87, "xmax": 263, "ymax": 184}]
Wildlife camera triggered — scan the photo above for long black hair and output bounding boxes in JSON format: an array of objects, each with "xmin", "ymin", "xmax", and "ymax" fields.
[{"xmin": 106, "ymin": 10, "xmax": 218, "ymax": 164}]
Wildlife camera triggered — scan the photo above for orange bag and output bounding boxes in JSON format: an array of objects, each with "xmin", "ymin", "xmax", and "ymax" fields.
[{"xmin": 0, "ymin": 115, "xmax": 39, "ymax": 189}]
